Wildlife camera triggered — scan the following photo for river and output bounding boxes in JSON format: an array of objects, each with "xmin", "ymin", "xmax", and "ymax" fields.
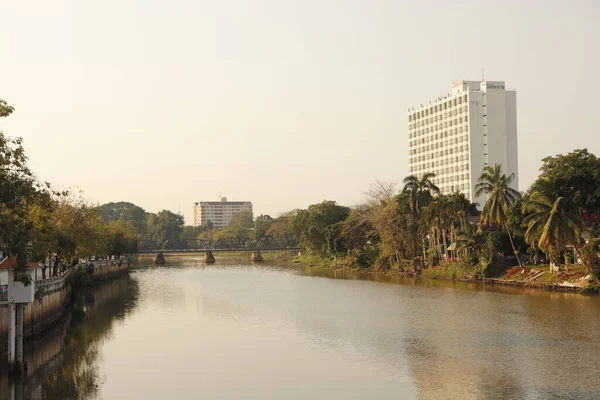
[{"xmin": 3, "ymin": 256, "xmax": 600, "ymax": 399}]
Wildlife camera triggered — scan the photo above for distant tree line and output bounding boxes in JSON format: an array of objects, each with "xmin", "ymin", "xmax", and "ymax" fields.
[{"xmin": 2, "ymin": 95, "xmax": 599, "ymax": 282}]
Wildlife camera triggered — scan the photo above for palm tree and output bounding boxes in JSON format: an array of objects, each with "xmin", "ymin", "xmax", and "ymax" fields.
[
  {"xmin": 455, "ymin": 224, "xmax": 486, "ymax": 261},
  {"xmin": 402, "ymin": 173, "xmax": 440, "ymax": 214},
  {"xmin": 475, "ymin": 164, "xmax": 523, "ymax": 267},
  {"xmin": 522, "ymin": 190, "xmax": 584, "ymax": 271}
]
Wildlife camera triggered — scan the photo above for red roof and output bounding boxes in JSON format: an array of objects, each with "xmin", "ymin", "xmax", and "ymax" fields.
[{"xmin": 0, "ymin": 257, "xmax": 40, "ymax": 270}]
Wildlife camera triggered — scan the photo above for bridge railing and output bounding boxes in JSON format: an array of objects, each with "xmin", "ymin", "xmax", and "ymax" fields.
[{"xmin": 137, "ymin": 236, "xmax": 301, "ymax": 253}]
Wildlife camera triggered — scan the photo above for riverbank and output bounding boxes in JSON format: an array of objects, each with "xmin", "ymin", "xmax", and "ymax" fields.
[
  {"xmin": 423, "ymin": 263, "xmax": 599, "ymax": 294},
  {"xmin": 281, "ymin": 252, "xmax": 599, "ymax": 295},
  {"xmin": 0, "ymin": 258, "xmax": 132, "ymax": 362}
]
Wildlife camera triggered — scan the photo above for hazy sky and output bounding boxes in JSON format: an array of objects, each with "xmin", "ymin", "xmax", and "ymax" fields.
[{"xmin": 1, "ymin": 0, "xmax": 599, "ymax": 224}]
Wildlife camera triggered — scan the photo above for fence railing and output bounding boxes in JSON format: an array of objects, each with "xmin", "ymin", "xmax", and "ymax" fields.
[{"xmin": 0, "ymin": 257, "xmax": 131, "ymax": 303}]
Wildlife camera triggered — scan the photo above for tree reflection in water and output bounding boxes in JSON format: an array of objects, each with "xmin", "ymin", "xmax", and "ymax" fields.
[{"xmin": 2, "ymin": 275, "xmax": 139, "ymax": 400}]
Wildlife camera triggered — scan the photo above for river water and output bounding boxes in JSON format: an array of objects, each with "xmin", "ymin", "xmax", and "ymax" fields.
[{"xmin": 3, "ymin": 256, "xmax": 600, "ymax": 399}]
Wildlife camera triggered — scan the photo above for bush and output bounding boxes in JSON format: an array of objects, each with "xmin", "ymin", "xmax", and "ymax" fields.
[
  {"xmin": 426, "ymin": 248, "xmax": 439, "ymax": 268},
  {"xmin": 374, "ymin": 254, "xmax": 395, "ymax": 271},
  {"xmin": 345, "ymin": 247, "xmax": 379, "ymax": 269},
  {"xmin": 579, "ymin": 282, "xmax": 599, "ymax": 295},
  {"xmin": 593, "ymin": 265, "xmax": 600, "ymax": 280},
  {"xmin": 411, "ymin": 257, "xmax": 421, "ymax": 271},
  {"xmin": 68, "ymin": 268, "xmax": 90, "ymax": 293}
]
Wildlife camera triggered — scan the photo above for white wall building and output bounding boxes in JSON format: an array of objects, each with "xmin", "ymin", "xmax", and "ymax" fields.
[
  {"xmin": 408, "ymin": 80, "xmax": 519, "ymax": 204},
  {"xmin": 192, "ymin": 197, "xmax": 253, "ymax": 228}
]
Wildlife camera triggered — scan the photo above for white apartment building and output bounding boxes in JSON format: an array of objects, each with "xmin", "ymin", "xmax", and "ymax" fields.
[
  {"xmin": 408, "ymin": 80, "xmax": 519, "ymax": 204},
  {"xmin": 192, "ymin": 197, "xmax": 253, "ymax": 228}
]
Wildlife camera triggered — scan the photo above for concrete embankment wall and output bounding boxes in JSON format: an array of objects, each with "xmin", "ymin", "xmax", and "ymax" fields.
[
  {"xmin": 0, "ymin": 274, "xmax": 134, "ymax": 396},
  {"xmin": 0, "ymin": 259, "xmax": 130, "ymax": 356}
]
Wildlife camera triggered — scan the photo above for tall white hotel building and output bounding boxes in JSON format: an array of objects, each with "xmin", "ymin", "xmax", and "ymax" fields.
[{"xmin": 408, "ymin": 80, "xmax": 519, "ymax": 204}]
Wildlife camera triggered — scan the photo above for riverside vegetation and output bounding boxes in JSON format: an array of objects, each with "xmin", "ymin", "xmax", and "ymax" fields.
[
  {"xmin": 0, "ymin": 99, "xmax": 180, "ymax": 282},
  {"xmin": 167, "ymin": 149, "xmax": 600, "ymax": 293},
  {"xmin": 187, "ymin": 150, "xmax": 600, "ymax": 293},
  {"xmin": 2, "ymin": 97, "xmax": 599, "ymax": 292}
]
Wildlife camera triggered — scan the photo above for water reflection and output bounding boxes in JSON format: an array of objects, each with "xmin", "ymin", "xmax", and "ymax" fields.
[
  {"xmin": 2, "ymin": 257, "xmax": 600, "ymax": 399},
  {"xmin": 0, "ymin": 275, "xmax": 139, "ymax": 400}
]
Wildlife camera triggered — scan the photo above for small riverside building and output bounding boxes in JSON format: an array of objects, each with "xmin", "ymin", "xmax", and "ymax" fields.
[{"xmin": 0, "ymin": 257, "xmax": 43, "ymax": 285}]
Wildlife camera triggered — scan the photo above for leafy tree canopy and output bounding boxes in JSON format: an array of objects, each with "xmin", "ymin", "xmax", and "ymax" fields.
[
  {"xmin": 535, "ymin": 149, "xmax": 600, "ymax": 214},
  {"xmin": 97, "ymin": 201, "xmax": 147, "ymax": 234},
  {"xmin": 254, "ymin": 214, "xmax": 273, "ymax": 239},
  {"xmin": 143, "ymin": 210, "xmax": 184, "ymax": 244},
  {"xmin": 290, "ymin": 201, "xmax": 350, "ymax": 254}
]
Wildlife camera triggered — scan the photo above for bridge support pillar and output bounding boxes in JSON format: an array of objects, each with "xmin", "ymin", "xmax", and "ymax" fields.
[
  {"xmin": 251, "ymin": 251, "xmax": 263, "ymax": 262},
  {"xmin": 204, "ymin": 251, "xmax": 215, "ymax": 264},
  {"xmin": 155, "ymin": 253, "xmax": 166, "ymax": 265}
]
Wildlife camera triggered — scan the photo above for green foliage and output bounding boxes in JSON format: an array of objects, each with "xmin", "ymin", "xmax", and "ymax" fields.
[
  {"xmin": 106, "ymin": 220, "xmax": 139, "ymax": 256},
  {"xmin": 522, "ymin": 187, "xmax": 584, "ymax": 263},
  {"xmin": 422, "ymin": 262, "xmax": 484, "ymax": 281},
  {"xmin": 181, "ymin": 225, "xmax": 201, "ymax": 240},
  {"xmin": 402, "ymin": 173, "xmax": 440, "ymax": 213},
  {"xmin": 265, "ymin": 214, "xmax": 293, "ymax": 237},
  {"xmin": 97, "ymin": 202, "xmax": 147, "ymax": 234},
  {"xmin": 475, "ymin": 163, "xmax": 523, "ymax": 267},
  {"xmin": 254, "ymin": 214, "xmax": 273, "ymax": 239},
  {"xmin": 580, "ymin": 236, "xmax": 600, "ymax": 274},
  {"xmin": 290, "ymin": 201, "xmax": 350, "ymax": 255},
  {"xmin": 0, "ymin": 99, "xmax": 55, "ymax": 282},
  {"xmin": 291, "ymin": 252, "xmax": 336, "ymax": 268},
  {"xmin": 214, "ymin": 217, "xmax": 252, "ymax": 243},
  {"xmin": 426, "ymin": 248, "xmax": 439, "ymax": 268},
  {"xmin": 536, "ymin": 149, "xmax": 600, "ymax": 214},
  {"xmin": 180, "ymin": 224, "xmax": 214, "ymax": 240},
  {"xmin": 475, "ymin": 164, "xmax": 521, "ymax": 227},
  {"xmin": 68, "ymin": 268, "xmax": 91, "ymax": 293},
  {"xmin": 143, "ymin": 210, "xmax": 184, "ymax": 244},
  {"xmin": 230, "ymin": 210, "xmax": 254, "ymax": 229},
  {"xmin": 330, "ymin": 205, "xmax": 380, "ymax": 267}
]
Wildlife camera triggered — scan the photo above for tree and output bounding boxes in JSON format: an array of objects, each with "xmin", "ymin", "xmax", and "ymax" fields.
[
  {"xmin": 475, "ymin": 164, "xmax": 523, "ymax": 267},
  {"xmin": 401, "ymin": 174, "xmax": 441, "ymax": 266},
  {"xmin": 48, "ymin": 196, "xmax": 110, "ymax": 275},
  {"xmin": 335, "ymin": 205, "xmax": 379, "ymax": 267},
  {"xmin": 290, "ymin": 201, "xmax": 350, "ymax": 255},
  {"xmin": 402, "ymin": 173, "xmax": 440, "ymax": 214},
  {"xmin": 106, "ymin": 220, "xmax": 139, "ymax": 256},
  {"xmin": 229, "ymin": 210, "xmax": 253, "ymax": 228},
  {"xmin": 265, "ymin": 214, "xmax": 293, "ymax": 237},
  {"xmin": 0, "ymin": 98, "xmax": 54, "ymax": 282},
  {"xmin": 522, "ymin": 188, "xmax": 584, "ymax": 270},
  {"xmin": 98, "ymin": 202, "xmax": 147, "ymax": 234},
  {"xmin": 362, "ymin": 191, "xmax": 421, "ymax": 269},
  {"xmin": 181, "ymin": 226, "xmax": 201, "ymax": 240},
  {"xmin": 254, "ymin": 214, "xmax": 273, "ymax": 239},
  {"xmin": 536, "ymin": 149, "xmax": 600, "ymax": 215},
  {"xmin": 214, "ymin": 211, "xmax": 254, "ymax": 244},
  {"xmin": 143, "ymin": 210, "xmax": 184, "ymax": 245}
]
